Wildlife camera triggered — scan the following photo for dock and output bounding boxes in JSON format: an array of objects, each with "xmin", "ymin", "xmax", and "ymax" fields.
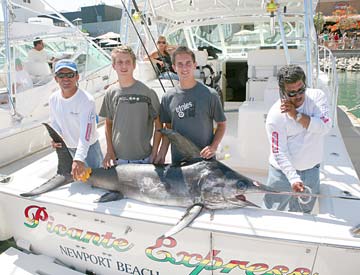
[
  {"xmin": 337, "ymin": 106, "xmax": 360, "ymax": 177},
  {"xmin": 330, "ymin": 49, "xmax": 360, "ymax": 58}
]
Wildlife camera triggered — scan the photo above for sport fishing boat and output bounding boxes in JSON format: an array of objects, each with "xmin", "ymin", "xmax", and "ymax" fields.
[
  {"xmin": 1, "ymin": 0, "xmax": 360, "ymax": 274},
  {"xmin": 0, "ymin": 0, "xmax": 116, "ymax": 167}
]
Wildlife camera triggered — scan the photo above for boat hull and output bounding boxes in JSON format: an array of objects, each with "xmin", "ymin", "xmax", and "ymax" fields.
[{"xmin": 0, "ymin": 187, "xmax": 359, "ymax": 275}]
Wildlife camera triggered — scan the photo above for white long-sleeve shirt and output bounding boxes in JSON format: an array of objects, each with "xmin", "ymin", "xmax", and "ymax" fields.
[
  {"xmin": 266, "ymin": 88, "xmax": 332, "ymax": 184},
  {"xmin": 49, "ymin": 88, "xmax": 99, "ymax": 163}
]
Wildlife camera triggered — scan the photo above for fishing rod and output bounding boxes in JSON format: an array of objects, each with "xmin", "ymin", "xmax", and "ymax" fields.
[
  {"xmin": 130, "ymin": 0, "xmax": 176, "ymax": 87},
  {"xmin": 119, "ymin": 0, "xmax": 169, "ymax": 93}
]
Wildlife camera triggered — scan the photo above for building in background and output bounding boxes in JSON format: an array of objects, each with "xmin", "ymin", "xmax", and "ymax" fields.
[
  {"xmin": 316, "ymin": 0, "xmax": 360, "ymax": 16},
  {"xmin": 52, "ymin": 4, "xmax": 123, "ymax": 37}
]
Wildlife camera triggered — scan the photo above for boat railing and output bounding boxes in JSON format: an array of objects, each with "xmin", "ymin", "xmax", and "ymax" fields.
[{"xmin": 318, "ymin": 45, "xmax": 338, "ymax": 128}]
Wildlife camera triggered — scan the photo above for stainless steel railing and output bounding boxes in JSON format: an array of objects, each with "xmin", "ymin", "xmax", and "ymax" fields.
[{"xmin": 318, "ymin": 45, "xmax": 339, "ymax": 128}]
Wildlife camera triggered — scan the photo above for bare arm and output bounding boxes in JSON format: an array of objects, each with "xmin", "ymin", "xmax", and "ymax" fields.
[
  {"xmin": 103, "ymin": 118, "xmax": 116, "ymax": 169},
  {"xmin": 200, "ymin": 121, "xmax": 226, "ymax": 159},
  {"xmin": 149, "ymin": 116, "xmax": 162, "ymax": 163},
  {"xmin": 154, "ymin": 123, "xmax": 171, "ymax": 164}
]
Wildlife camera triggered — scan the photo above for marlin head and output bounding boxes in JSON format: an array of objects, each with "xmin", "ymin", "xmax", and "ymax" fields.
[{"xmin": 199, "ymin": 160, "xmax": 273, "ymax": 209}]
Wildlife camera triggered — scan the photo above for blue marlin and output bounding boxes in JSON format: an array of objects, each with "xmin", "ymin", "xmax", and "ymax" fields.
[{"xmin": 21, "ymin": 123, "xmax": 273, "ymax": 237}]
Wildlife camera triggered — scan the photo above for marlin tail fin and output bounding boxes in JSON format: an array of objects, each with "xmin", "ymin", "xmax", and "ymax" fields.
[{"xmin": 43, "ymin": 123, "xmax": 73, "ymax": 176}]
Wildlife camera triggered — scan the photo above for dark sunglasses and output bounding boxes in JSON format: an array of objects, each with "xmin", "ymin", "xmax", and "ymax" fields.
[
  {"xmin": 285, "ymin": 85, "xmax": 306, "ymax": 97},
  {"xmin": 157, "ymin": 41, "xmax": 166, "ymax": 44},
  {"xmin": 56, "ymin": 72, "xmax": 76, "ymax": 79}
]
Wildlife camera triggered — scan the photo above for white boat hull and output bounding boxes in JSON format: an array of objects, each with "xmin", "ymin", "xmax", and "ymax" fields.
[{"xmin": 0, "ymin": 143, "xmax": 360, "ymax": 275}]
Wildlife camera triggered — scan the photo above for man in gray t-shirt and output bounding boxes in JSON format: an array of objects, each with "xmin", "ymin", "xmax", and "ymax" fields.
[
  {"xmin": 158, "ymin": 46, "xmax": 226, "ymax": 163},
  {"xmin": 99, "ymin": 45, "xmax": 161, "ymax": 167}
]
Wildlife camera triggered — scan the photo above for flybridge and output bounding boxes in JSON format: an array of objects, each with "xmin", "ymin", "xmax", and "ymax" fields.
[{"xmin": 145, "ymin": 0, "xmax": 319, "ymax": 22}]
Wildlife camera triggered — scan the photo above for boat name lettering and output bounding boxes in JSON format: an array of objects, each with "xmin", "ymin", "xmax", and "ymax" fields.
[
  {"xmin": 60, "ymin": 245, "xmax": 112, "ymax": 268},
  {"xmin": 60, "ymin": 245, "xmax": 160, "ymax": 274},
  {"xmin": 146, "ymin": 237, "xmax": 318, "ymax": 275},
  {"xmin": 117, "ymin": 261, "xmax": 160, "ymax": 275},
  {"xmin": 23, "ymin": 205, "xmax": 134, "ymax": 253},
  {"xmin": 24, "ymin": 205, "xmax": 48, "ymax": 228}
]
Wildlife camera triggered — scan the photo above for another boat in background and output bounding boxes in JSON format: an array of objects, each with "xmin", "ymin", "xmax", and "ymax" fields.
[{"xmin": 0, "ymin": 0, "xmax": 116, "ymax": 167}]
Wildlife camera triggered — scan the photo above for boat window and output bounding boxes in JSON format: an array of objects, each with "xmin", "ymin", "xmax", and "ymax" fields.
[
  {"xmin": 168, "ymin": 21, "xmax": 304, "ymax": 55},
  {"xmin": 168, "ymin": 29, "xmax": 187, "ymax": 47},
  {"xmin": 85, "ymin": 43, "xmax": 111, "ymax": 72}
]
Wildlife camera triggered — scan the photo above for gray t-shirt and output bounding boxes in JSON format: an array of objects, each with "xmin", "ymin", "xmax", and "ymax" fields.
[
  {"xmin": 99, "ymin": 80, "xmax": 160, "ymax": 160},
  {"xmin": 160, "ymin": 81, "xmax": 226, "ymax": 163}
]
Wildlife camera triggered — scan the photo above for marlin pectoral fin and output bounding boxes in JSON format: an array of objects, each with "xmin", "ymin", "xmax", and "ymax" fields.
[
  {"xmin": 95, "ymin": 191, "xmax": 124, "ymax": 203},
  {"xmin": 20, "ymin": 174, "xmax": 71, "ymax": 197},
  {"xmin": 161, "ymin": 203, "xmax": 204, "ymax": 238}
]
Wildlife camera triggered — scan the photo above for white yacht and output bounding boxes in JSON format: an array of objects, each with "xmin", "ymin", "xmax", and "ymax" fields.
[
  {"xmin": 0, "ymin": 0, "xmax": 117, "ymax": 167},
  {"xmin": 1, "ymin": 0, "xmax": 360, "ymax": 274}
]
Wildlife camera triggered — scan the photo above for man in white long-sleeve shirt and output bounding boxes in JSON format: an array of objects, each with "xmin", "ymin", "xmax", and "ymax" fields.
[
  {"xmin": 264, "ymin": 65, "xmax": 331, "ymax": 213},
  {"xmin": 49, "ymin": 59, "xmax": 103, "ymax": 180}
]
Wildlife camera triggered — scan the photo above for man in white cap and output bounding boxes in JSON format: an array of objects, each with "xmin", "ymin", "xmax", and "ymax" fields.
[
  {"xmin": 26, "ymin": 37, "xmax": 53, "ymax": 82},
  {"xmin": 49, "ymin": 59, "xmax": 103, "ymax": 180},
  {"xmin": 28, "ymin": 37, "xmax": 50, "ymax": 64}
]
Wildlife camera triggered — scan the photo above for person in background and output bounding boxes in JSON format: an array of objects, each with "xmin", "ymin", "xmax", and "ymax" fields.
[
  {"xmin": 99, "ymin": 45, "xmax": 162, "ymax": 167},
  {"xmin": 146, "ymin": 35, "xmax": 179, "ymax": 81},
  {"xmin": 14, "ymin": 58, "xmax": 33, "ymax": 92},
  {"xmin": 322, "ymin": 30, "xmax": 329, "ymax": 47},
  {"xmin": 27, "ymin": 37, "xmax": 54, "ymax": 67},
  {"xmin": 341, "ymin": 32, "xmax": 348, "ymax": 50},
  {"xmin": 0, "ymin": 58, "xmax": 33, "ymax": 104},
  {"xmin": 263, "ymin": 65, "xmax": 331, "ymax": 213},
  {"xmin": 50, "ymin": 59, "xmax": 103, "ymax": 180},
  {"xmin": 157, "ymin": 46, "xmax": 226, "ymax": 164}
]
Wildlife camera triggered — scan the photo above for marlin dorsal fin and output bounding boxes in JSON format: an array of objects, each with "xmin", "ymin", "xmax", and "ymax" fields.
[{"xmin": 159, "ymin": 129, "xmax": 201, "ymax": 161}]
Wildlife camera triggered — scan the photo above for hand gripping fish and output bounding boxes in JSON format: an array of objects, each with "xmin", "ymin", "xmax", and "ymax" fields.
[{"xmin": 20, "ymin": 123, "xmax": 275, "ymax": 237}]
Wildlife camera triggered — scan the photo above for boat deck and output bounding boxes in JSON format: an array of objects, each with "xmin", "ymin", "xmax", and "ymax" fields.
[
  {"xmin": 1, "ymin": 102, "xmax": 360, "ymax": 274},
  {"xmin": 1, "ymin": 104, "xmax": 359, "ymax": 178}
]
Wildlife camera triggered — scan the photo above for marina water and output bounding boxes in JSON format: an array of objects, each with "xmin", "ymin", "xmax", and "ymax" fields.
[{"xmin": 337, "ymin": 71, "xmax": 360, "ymax": 119}]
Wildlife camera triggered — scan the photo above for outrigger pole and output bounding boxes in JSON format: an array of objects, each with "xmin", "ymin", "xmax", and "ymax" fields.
[
  {"xmin": 119, "ymin": 0, "xmax": 168, "ymax": 93},
  {"xmin": 1, "ymin": 0, "xmax": 17, "ymax": 116}
]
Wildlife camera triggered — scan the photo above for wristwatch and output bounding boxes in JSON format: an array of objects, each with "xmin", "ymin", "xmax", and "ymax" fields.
[{"xmin": 295, "ymin": 112, "xmax": 303, "ymax": 122}]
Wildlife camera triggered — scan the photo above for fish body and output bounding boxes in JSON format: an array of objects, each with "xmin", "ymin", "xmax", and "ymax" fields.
[
  {"xmin": 88, "ymin": 158, "xmax": 264, "ymax": 209},
  {"xmin": 21, "ymin": 124, "xmax": 271, "ymax": 236}
]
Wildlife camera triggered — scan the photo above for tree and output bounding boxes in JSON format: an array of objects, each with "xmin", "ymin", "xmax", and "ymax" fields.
[{"xmin": 314, "ymin": 12, "xmax": 325, "ymax": 34}]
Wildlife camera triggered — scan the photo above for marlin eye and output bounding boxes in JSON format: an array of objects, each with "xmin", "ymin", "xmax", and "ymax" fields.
[{"xmin": 236, "ymin": 181, "xmax": 246, "ymax": 189}]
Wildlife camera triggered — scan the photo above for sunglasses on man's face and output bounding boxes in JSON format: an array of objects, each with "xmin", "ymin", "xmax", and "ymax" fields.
[
  {"xmin": 157, "ymin": 41, "xmax": 166, "ymax": 44},
  {"xmin": 285, "ymin": 85, "xmax": 306, "ymax": 97},
  {"xmin": 56, "ymin": 72, "xmax": 76, "ymax": 79}
]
